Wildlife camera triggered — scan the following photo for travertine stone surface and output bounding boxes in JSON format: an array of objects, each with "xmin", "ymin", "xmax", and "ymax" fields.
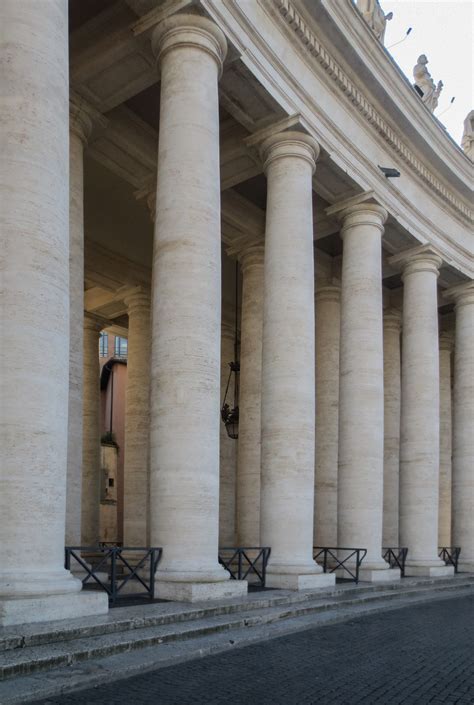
[
  {"xmin": 0, "ymin": 0, "xmax": 107, "ymax": 622},
  {"xmin": 449, "ymin": 283, "xmax": 474, "ymax": 571},
  {"xmin": 259, "ymin": 131, "xmax": 333, "ymax": 590},
  {"xmin": 336, "ymin": 202, "xmax": 395, "ymax": 579},
  {"xmin": 123, "ymin": 288, "xmax": 151, "ymax": 546},
  {"xmin": 149, "ymin": 15, "xmax": 242, "ymax": 599},
  {"xmin": 236, "ymin": 245, "xmax": 265, "ymax": 547},
  {"xmin": 438, "ymin": 330, "xmax": 453, "ymax": 548},
  {"xmin": 382, "ymin": 309, "xmax": 402, "ymax": 548},
  {"xmin": 82, "ymin": 314, "xmax": 104, "ymax": 546},
  {"xmin": 219, "ymin": 322, "xmax": 237, "ymax": 546},
  {"xmin": 392, "ymin": 248, "xmax": 450, "ymax": 575},
  {"xmin": 314, "ymin": 285, "xmax": 341, "ymax": 547}
]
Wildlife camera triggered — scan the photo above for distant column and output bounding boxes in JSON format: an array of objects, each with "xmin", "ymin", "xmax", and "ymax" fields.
[
  {"xmin": 219, "ymin": 322, "xmax": 237, "ymax": 546},
  {"xmin": 382, "ymin": 309, "xmax": 402, "ymax": 548},
  {"xmin": 438, "ymin": 330, "xmax": 453, "ymax": 548},
  {"xmin": 314, "ymin": 285, "xmax": 341, "ymax": 548},
  {"xmin": 236, "ymin": 244, "xmax": 265, "ymax": 547}
]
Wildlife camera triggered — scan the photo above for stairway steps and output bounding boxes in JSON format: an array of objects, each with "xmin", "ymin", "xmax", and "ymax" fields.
[{"xmin": 0, "ymin": 577, "xmax": 472, "ymax": 681}]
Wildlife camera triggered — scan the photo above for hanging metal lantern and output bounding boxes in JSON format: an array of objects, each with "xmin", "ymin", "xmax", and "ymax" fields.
[{"xmin": 221, "ymin": 263, "xmax": 240, "ymax": 440}]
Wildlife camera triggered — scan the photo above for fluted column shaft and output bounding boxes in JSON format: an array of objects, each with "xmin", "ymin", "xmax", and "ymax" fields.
[
  {"xmin": 314, "ymin": 285, "xmax": 341, "ymax": 547},
  {"xmin": 382, "ymin": 309, "xmax": 402, "ymax": 547},
  {"xmin": 82, "ymin": 315, "xmax": 103, "ymax": 546},
  {"xmin": 259, "ymin": 131, "xmax": 333, "ymax": 590},
  {"xmin": 395, "ymin": 249, "xmax": 451, "ymax": 575},
  {"xmin": 149, "ymin": 15, "xmax": 244, "ymax": 601},
  {"xmin": 123, "ymin": 289, "xmax": 151, "ymax": 546},
  {"xmin": 236, "ymin": 245, "xmax": 264, "ymax": 546},
  {"xmin": 219, "ymin": 322, "xmax": 237, "ymax": 546},
  {"xmin": 336, "ymin": 202, "xmax": 397, "ymax": 580},
  {"xmin": 438, "ymin": 331, "xmax": 453, "ymax": 548},
  {"xmin": 0, "ymin": 0, "xmax": 106, "ymax": 623},
  {"xmin": 450, "ymin": 284, "xmax": 474, "ymax": 570}
]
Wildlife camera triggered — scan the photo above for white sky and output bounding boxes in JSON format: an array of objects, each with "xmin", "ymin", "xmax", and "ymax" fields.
[{"xmin": 380, "ymin": 0, "xmax": 473, "ymax": 145}]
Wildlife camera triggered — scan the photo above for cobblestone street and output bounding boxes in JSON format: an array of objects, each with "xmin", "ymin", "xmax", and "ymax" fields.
[{"xmin": 35, "ymin": 594, "xmax": 473, "ymax": 705}]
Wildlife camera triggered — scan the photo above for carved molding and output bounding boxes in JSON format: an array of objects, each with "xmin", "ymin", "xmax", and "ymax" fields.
[{"xmin": 273, "ymin": 0, "xmax": 472, "ymax": 225}]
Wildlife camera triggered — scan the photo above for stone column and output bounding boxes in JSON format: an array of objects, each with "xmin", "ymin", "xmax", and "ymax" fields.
[
  {"xmin": 259, "ymin": 131, "xmax": 334, "ymax": 590},
  {"xmin": 448, "ymin": 283, "xmax": 474, "ymax": 571},
  {"xmin": 314, "ymin": 285, "xmax": 341, "ymax": 548},
  {"xmin": 82, "ymin": 314, "xmax": 103, "ymax": 546},
  {"xmin": 390, "ymin": 247, "xmax": 452, "ymax": 576},
  {"xmin": 66, "ymin": 97, "xmax": 104, "ymax": 548},
  {"xmin": 438, "ymin": 330, "xmax": 453, "ymax": 548},
  {"xmin": 123, "ymin": 287, "xmax": 151, "ymax": 547},
  {"xmin": 382, "ymin": 309, "xmax": 402, "ymax": 548},
  {"xmin": 0, "ymin": 0, "xmax": 107, "ymax": 624},
  {"xmin": 149, "ymin": 14, "xmax": 245, "ymax": 601},
  {"xmin": 236, "ymin": 244, "xmax": 265, "ymax": 547},
  {"xmin": 219, "ymin": 322, "xmax": 237, "ymax": 546},
  {"xmin": 328, "ymin": 198, "xmax": 398, "ymax": 582}
]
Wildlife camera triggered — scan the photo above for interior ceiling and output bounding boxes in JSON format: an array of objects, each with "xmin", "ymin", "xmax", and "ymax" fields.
[{"xmin": 69, "ymin": 0, "xmax": 116, "ymax": 32}]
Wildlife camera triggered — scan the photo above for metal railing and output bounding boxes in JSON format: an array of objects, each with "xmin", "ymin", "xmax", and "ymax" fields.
[
  {"xmin": 313, "ymin": 547, "xmax": 367, "ymax": 583},
  {"xmin": 438, "ymin": 546, "xmax": 461, "ymax": 573},
  {"xmin": 65, "ymin": 546, "xmax": 162, "ymax": 604},
  {"xmin": 383, "ymin": 547, "xmax": 408, "ymax": 577},
  {"xmin": 218, "ymin": 547, "xmax": 271, "ymax": 588}
]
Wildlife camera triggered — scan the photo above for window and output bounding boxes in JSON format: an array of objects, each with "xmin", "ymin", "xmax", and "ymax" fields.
[
  {"xmin": 99, "ymin": 332, "xmax": 108, "ymax": 357},
  {"xmin": 114, "ymin": 336, "xmax": 128, "ymax": 359}
]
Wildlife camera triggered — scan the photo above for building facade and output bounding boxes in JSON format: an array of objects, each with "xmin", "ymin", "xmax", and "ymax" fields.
[{"xmin": 1, "ymin": 0, "xmax": 473, "ymax": 626}]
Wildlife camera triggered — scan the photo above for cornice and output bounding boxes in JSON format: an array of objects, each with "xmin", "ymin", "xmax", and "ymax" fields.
[{"xmin": 272, "ymin": 0, "xmax": 473, "ymax": 225}]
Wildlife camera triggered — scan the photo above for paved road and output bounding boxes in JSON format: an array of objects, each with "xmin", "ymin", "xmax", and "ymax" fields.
[{"xmin": 36, "ymin": 594, "xmax": 473, "ymax": 705}]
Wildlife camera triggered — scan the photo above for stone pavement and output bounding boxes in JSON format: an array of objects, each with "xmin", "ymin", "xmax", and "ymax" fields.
[{"xmin": 32, "ymin": 594, "xmax": 473, "ymax": 705}]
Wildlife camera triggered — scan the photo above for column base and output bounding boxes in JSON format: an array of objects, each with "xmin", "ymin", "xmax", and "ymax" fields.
[
  {"xmin": 0, "ymin": 590, "xmax": 109, "ymax": 627},
  {"xmin": 404, "ymin": 564, "xmax": 454, "ymax": 577},
  {"xmin": 358, "ymin": 567, "xmax": 401, "ymax": 583},
  {"xmin": 265, "ymin": 572, "xmax": 336, "ymax": 591},
  {"xmin": 154, "ymin": 579, "xmax": 248, "ymax": 602}
]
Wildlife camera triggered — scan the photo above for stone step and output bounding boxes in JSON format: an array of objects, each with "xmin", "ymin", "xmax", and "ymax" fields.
[
  {"xmin": 0, "ymin": 576, "xmax": 472, "ymax": 682},
  {"xmin": 0, "ymin": 584, "xmax": 472, "ymax": 705},
  {"xmin": 0, "ymin": 574, "xmax": 470, "ymax": 654}
]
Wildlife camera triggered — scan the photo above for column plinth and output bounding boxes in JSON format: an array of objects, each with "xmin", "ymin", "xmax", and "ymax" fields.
[
  {"xmin": 331, "ymin": 200, "xmax": 399, "ymax": 582},
  {"xmin": 390, "ymin": 248, "xmax": 453, "ymax": 577},
  {"xmin": 382, "ymin": 308, "xmax": 402, "ymax": 548},
  {"xmin": 314, "ymin": 285, "xmax": 341, "ymax": 548},
  {"xmin": 447, "ymin": 283, "xmax": 474, "ymax": 571},
  {"xmin": 259, "ymin": 131, "xmax": 334, "ymax": 590},
  {"xmin": 0, "ymin": 1, "xmax": 107, "ymax": 623},
  {"xmin": 236, "ymin": 244, "xmax": 265, "ymax": 547},
  {"xmin": 123, "ymin": 288, "xmax": 151, "ymax": 547},
  {"xmin": 149, "ymin": 15, "xmax": 245, "ymax": 601}
]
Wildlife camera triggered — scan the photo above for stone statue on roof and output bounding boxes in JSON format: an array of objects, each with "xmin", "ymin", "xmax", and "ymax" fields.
[
  {"xmin": 462, "ymin": 111, "xmax": 474, "ymax": 160},
  {"xmin": 413, "ymin": 55, "xmax": 443, "ymax": 113},
  {"xmin": 357, "ymin": 0, "xmax": 393, "ymax": 43}
]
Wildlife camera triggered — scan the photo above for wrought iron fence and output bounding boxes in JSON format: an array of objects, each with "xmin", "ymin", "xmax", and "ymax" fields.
[
  {"xmin": 218, "ymin": 547, "xmax": 271, "ymax": 588},
  {"xmin": 438, "ymin": 546, "xmax": 461, "ymax": 573},
  {"xmin": 313, "ymin": 547, "xmax": 367, "ymax": 583},
  {"xmin": 65, "ymin": 546, "xmax": 162, "ymax": 604},
  {"xmin": 382, "ymin": 547, "xmax": 408, "ymax": 577}
]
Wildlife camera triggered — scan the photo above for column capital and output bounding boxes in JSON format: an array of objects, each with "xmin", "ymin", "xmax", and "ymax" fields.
[
  {"xmin": 259, "ymin": 131, "xmax": 319, "ymax": 175},
  {"xmin": 383, "ymin": 308, "xmax": 402, "ymax": 333},
  {"xmin": 83, "ymin": 312, "xmax": 108, "ymax": 333},
  {"xmin": 237, "ymin": 242, "xmax": 265, "ymax": 273},
  {"xmin": 389, "ymin": 245, "xmax": 443, "ymax": 280},
  {"xmin": 315, "ymin": 284, "xmax": 341, "ymax": 304},
  {"xmin": 120, "ymin": 286, "xmax": 151, "ymax": 313},
  {"xmin": 326, "ymin": 192, "xmax": 387, "ymax": 237},
  {"xmin": 443, "ymin": 280, "xmax": 474, "ymax": 309},
  {"xmin": 151, "ymin": 14, "xmax": 227, "ymax": 77},
  {"xmin": 439, "ymin": 330, "xmax": 454, "ymax": 352},
  {"xmin": 70, "ymin": 92, "xmax": 106, "ymax": 146},
  {"xmin": 134, "ymin": 177, "xmax": 157, "ymax": 223}
]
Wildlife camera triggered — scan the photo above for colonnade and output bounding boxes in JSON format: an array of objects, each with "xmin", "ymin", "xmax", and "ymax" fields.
[{"xmin": 1, "ymin": 6, "xmax": 473, "ymax": 626}]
